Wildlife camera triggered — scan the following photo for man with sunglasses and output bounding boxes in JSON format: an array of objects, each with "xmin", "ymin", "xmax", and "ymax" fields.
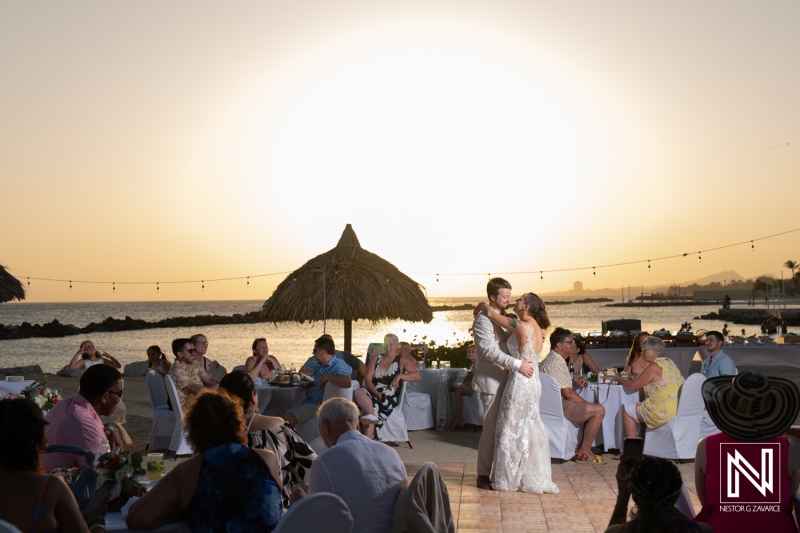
[
  {"xmin": 41, "ymin": 364, "xmax": 125, "ymax": 471},
  {"xmin": 168, "ymin": 338, "xmax": 219, "ymax": 409}
]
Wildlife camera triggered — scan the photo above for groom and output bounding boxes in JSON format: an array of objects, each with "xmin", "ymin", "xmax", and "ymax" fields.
[{"xmin": 473, "ymin": 277, "xmax": 536, "ymax": 490}]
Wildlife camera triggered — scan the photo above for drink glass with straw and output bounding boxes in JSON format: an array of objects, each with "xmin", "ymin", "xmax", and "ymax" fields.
[{"xmin": 146, "ymin": 453, "xmax": 165, "ymax": 481}]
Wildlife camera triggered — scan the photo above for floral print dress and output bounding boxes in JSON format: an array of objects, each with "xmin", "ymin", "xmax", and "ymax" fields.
[
  {"xmin": 636, "ymin": 357, "xmax": 685, "ymax": 428},
  {"xmin": 369, "ymin": 354, "xmax": 402, "ymax": 439}
]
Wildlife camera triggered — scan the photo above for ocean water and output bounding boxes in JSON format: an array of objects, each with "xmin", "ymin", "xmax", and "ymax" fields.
[{"xmin": 0, "ymin": 297, "xmax": 770, "ymax": 374}]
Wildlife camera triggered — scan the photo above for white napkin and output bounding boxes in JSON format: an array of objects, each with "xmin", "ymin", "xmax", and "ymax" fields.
[{"xmin": 120, "ymin": 496, "xmax": 139, "ymax": 518}]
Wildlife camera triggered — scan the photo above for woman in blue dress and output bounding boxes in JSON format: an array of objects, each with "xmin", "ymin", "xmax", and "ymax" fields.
[{"xmin": 126, "ymin": 389, "xmax": 283, "ymax": 532}]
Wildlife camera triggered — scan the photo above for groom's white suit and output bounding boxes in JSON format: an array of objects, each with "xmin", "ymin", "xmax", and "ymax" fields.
[{"xmin": 473, "ymin": 312, "xmax": 522, "ymax": 479}]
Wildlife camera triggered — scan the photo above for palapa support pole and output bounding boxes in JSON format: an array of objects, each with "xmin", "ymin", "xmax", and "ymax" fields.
[
  {"xmin": 322, "ymin": 267, "xmax": 327, "ymax": 334},
  {"xmin": 344, "ymin": 319, "xmax": 352, "ymax": 353}
]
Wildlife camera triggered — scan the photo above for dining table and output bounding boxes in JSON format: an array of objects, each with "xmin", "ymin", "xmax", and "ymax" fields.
[
  {"xmin": 407, "ymin": 368, "xmax": 468, "ymax": 431},
  {"xmin": 0, "ymin": 380, "xmax": 35, "ymax": 396},
  {"xmin": 254, "ymin": 380, "xmax": 304, "ymax": 416},
  {"xmin": 575, "ymin": 381, "xmax": 640, "ymax": 451},
  {"xmin": 586, "ymin": 347, "xmax": 698, "ymax": 377},
  {"xmin": 105, "ymin": 511, "xmax": 189, "ymax": 532}
]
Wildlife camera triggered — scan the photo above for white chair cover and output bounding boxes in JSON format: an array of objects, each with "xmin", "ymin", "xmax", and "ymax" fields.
[
  {"xmin": 700, "ymin": 410, "xmax": 720, "ymax": 438},
  {"xmin": 273, "ymin": 492, "xmax": 353, "ymax": 533},
  {"xmin": 0, "ymin": 520, "xmax": 21, "ymax": 533},
  {"xmin": 379, "ymin": 383, "xmax": 410, "ymax": 446},
  {"xmin": 539, "ymin": 373, "xmax": 581, "ymax": 461},
  {"xmin": 460, "ymin": 391, "xmax": 484, "ymax": 426},
  {"xmin": 145, "ymin": 370, "xmax": 175, "ymax": 450},
  {"xmin": 294, "ymin": 383, "xmax": 353, "ymax": 443},
  {"xmin": 232, "ymin": 365, "xmax": 246, "ymax": 372},
  {"xmin": 309, "ymin": 436, "xmax": 328, "ymax": 456},
  {"xmin": 675, "ymin": 483, "xmax": 695, "ymax": 519},
  {"xmin": 163, "ymin": 375, "xmax": 193, "ymax": 456},
  {"xmin": 405, "ymin": 392, "xmax": 434, "ymax": 430},
  {"xmin": 643, "ymin": 373, "xmax": 706, "ymax": 460}
]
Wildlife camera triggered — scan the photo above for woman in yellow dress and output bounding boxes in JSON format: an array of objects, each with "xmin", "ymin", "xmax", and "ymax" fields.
[{"xmin": 607, "ymin": 336, "xmax": 684, "ymax": 458}]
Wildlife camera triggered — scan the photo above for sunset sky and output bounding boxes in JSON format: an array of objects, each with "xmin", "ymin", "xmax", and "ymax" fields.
[{"xmin": 2, "ymin": 1, "xmax": 799, "ymax": 303}]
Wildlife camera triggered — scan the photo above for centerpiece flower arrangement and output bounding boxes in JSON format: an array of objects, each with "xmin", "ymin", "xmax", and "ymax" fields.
[
  {"xmin": 52, "ymin": 450, "xmax": 147, "ymax": 511},
  {"xmin": 96, "ymin": 449, "xmax": 147, "ymax": 510},
  {"xmin": 585, "ymin": 371, "xmax": 598, "ymax": 383},
  {"xmin": 2, "ymin": 377, "xmax": 61, "ymax": 411}
]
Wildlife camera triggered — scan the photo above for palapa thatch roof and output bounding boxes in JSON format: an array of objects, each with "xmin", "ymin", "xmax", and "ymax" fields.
[
  {"xmin": 0, "ymin": 265, "xmax": 25, "ymax": 303},
  {"xmin": 261, "ymin": 224, "xmax": 433, "ymax": 325}
]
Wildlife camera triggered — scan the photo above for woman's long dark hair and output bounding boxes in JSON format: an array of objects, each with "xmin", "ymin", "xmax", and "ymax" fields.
[
  {"xmin": 0, "ymin": 398, "xmax": 48, "ymax": 472},
  {"xmin": 219, "ymin": 370, "xmax": 256, "ymax": 412},
  {"xmin": 627, "ymin": 333, "xmax": 650, "ymax": 366},
  {"xmin": 147, "ymin": 345, "xmax": 167, "ymax": 369},
  {"xmin": 522, "ymin": 293, "xmax": 550, "ymax": 330},
  {"xmin": 627, "ymin": 456, "xmax": 684, "ymax": 532}
]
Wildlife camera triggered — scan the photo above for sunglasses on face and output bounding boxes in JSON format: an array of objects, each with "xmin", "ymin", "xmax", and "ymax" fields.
[{"xmin": 184, "ymin": 348, "xmax": 196, "ymax": 354}]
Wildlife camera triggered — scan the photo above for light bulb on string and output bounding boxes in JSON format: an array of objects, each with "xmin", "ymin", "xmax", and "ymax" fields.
[
  {"xmin": 540, "ymin": 271, "xmax": 544, "ymax": 282},
  {"xmin": 202, "ymin": 280, "xmax": 205, "ymax": 291},
  {"xmin": 593, "ymin": 267, "xmax": 596, "ymax": 278},
  {"xmin": 157, "ymin": 282, "xmax": 160, "ymax": 293},
  {"xmin": 751, "ymin": 241, "xmax": 755, "ymax": 252},
  {"xmin": 247, "ymin": 277, "xmax": 250, "ymax": 288},
  {"xmin": 698, "ymin": 252, "xmax": 702, "ymax": 263},
  {"xmin": 27, "ymin": 277, "xmax": 30, "ymax": 287},
  {"xmin": 69, "ymin": 280, "xmax": 72, "ymax": 291},
  {"xmin": 113, "ymin": 282, "xmax": 116, "ymax": 293},
  {"xmin": 436, "ymin": 273, "xmax": 439, "ymax": 282},
  {"xmin": 648, "ymin": 260, "xmax": 651, "ymax": 272}
]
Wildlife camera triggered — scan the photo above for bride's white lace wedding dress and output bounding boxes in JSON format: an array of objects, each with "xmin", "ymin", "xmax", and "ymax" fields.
[{"xmin": 493, "ymin": 324, "xmax": 559, "ymax": 493}]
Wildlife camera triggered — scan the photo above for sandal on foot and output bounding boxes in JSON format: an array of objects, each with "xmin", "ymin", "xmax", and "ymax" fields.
[{"xmin": 575, "ymin": 451, "xmax": 594, "ymax": 462}]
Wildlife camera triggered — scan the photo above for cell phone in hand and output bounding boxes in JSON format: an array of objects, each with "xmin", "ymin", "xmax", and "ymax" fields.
[
  {"xmin": 623, "ymin": 437, "xmax": 644, "ymax": 469},
  {"xmin": 81, "ymin": 479, "xmax": 119, "ymax": 520}
]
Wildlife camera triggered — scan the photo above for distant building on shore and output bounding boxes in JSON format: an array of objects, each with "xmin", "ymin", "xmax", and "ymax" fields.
[{"xmin": 573, "ymin": 281, "xmax": 583, "ymax": 292}]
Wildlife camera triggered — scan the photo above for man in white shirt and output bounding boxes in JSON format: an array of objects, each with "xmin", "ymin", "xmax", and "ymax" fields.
[{"xmin": 308, "ymin": 397, "xmax": 407, "ymax": 533}]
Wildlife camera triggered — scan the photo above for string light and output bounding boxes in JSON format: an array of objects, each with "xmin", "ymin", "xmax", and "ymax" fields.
[
  {"xmin": 112, "ymin": 282, "xmax": 116, "ymax": 293},
  {"xmin": 69, "ymin": 280, "xmax": 72, "ymax": 291},
  {"xmin": 13, "ymin": 228, "xmax": 800, "ymax": 290},
  {"xmin": 698, "ymin": 252, "xmax": 702, "ymax": 263},
  {"xmin": 202, "ymin": 280, "xmax": 205, "ymax": 291}
]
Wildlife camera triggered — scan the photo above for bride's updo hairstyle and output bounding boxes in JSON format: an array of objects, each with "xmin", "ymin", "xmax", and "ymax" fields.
[{"xmin": 522, "ymin": 293, "xmax": 550, "ymax": 330}]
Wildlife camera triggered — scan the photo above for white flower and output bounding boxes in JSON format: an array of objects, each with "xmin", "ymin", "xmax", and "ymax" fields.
[{"xmin": 33, "ymin": 395, "xmax": 46, "ymax": 408}]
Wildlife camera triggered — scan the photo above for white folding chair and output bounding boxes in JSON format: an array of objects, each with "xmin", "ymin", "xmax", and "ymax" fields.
[
  {"xmin": 643, "ymin": 373, "xmax": 706, "ymax": 461},
  {"xmin": 273, "ymin": 492, "xmax": 352, "ymax": 533},
  {"xmin": 294, "ymin": 383, "xmax": 353, "ymax": 443},
  {"xmin": 309, "ymin": 436, "xmax": 328, "ymax": 456},
  {"xmin": 232, "ymin": 365, "xmax": 246, "ymax": 372},
  {"xmin": 379, "ymin": 383, "xmax": 412, "ymax": 448},
  {"xmin": 0, "ymin": 519, "xmax": 22, "ymax": 533},
  {"xmin": 163, "ymin": 375, "xmax": 193, "ymax": 457},
  {"xmin": 145, "ymin": 370, "xmax": 175, "ymax": 451},
  {"xmin": 461, "ymin": 391, "xmax": 484, "ymax": 427},
  {"xmin": 405, "ymin": 392, "xmax": 434, "ymax": 430},
  {"xmin": 539, "ymin": 373, "xmax": 581, "ymax": 461}
]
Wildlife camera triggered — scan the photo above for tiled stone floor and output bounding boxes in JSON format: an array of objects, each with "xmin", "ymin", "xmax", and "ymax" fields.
[{"xmin": 404, "ymin": 460, "xmax": 700, "ymax": 532}]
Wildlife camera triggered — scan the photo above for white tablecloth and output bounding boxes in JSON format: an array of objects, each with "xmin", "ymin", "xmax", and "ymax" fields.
[
  {"xmin": 254, "ymin": 383, "xmax": 304, "ymax": 416},
  {"xmin": 576, "ymin": 382, "xmax": 639, "ymax": 451},
  {"xmin": 407, "ymin": 369, "xmax": 467, "ymax": 431},
  {"xmin": 585, "ymin": 348, "xmax": 698, "ymax": 378},
  {"xmin": 0, "ymin": 380, "xmax": 35, "ymax": 396},
  {"xmin": 105, "ymin": 512, "xmax": 189, "ymax": 532}
]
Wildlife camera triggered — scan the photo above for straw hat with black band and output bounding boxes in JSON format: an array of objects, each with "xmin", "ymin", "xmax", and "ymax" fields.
[{"xmin": 702, "ymin": 371, "xmax": 800, "ymax": 441}]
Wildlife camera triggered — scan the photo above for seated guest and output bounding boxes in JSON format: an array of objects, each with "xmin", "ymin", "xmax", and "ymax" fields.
[
  {"xmin": 41, "ymin": 364, "xmax": 124, "ymax": 472},
  {"xmin": 146, "ymin": 345, "xmax": 171, "ymax": 376},
  {"xmin": 245, "ymin": 338, "xmax": 282, "ymax": 380},
  {"xmin": 568, "ymin": 336, "xmax": 600, "ymax": 377},
  {"xmin": 299, "ymin": 334, "xmax": 366, "ymax": 384},
  {"xmin": 167, "ymin": 338, "xmax": 218, "ymax": 409},
  {"xmin": 127, "ymin": 389, "xmax": 282, "ymax": 532},
  {"xmin": 607, "ymin": 336, "xmax": 684, "ymax": 454},
  {"xmin": 700, "ymin": 331, "xmax": 737, "ymax": 379},
  {"xmin": 606, "ymin": 456, "xmax": 711, "ymax": 532},
  {"xmin": 449, "ymin": 343, "xmax": 477, "ymax": 429},
  {"xmin": 622, "ymin": 332, "xmax": 650, "ymax": 378},
  {"xmin": 69, "ymin": 339, "xmax": 122, "ymax": 370},
  {"xmin": 353, "ymin": 333, "xmax": 421, "ymax": 440},
  {"xmin": 0, "ymin": 398, "xmax": 106, "ymax": 533},
  {"xmin": 219, "ymin": 370, "xmax": 317, "ymax": 510},
  {"xmin": 694, "ymin": 372, "xmax": 800, "ymax": 530},
  {"xmin": 190, "ymin": 333, "xmax": 227, "ymax": 380},
  {"xmin": 282, "ymin": 336, "xmax": 352, "ymax": 426},
  {"xmin": 539, "ymin": 328, "xmax": 605, "ymax": 462},
  {"xmin": 307, "ymin": 397, "xmax": 407, "ymax": 533}
]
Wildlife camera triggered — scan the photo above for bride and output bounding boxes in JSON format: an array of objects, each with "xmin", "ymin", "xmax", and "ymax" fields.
[{"xmin": 479, "ymin": 292, "xmax": 558, "ymax": 494}]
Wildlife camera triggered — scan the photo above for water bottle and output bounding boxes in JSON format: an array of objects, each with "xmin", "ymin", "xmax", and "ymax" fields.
[
  {"xmin": 280, "ymin": 364, "xmax": 286, "ymax": 374},
  {"xmin": 569, "ymin": 363, "xmax": 574, "ymax": 380},
  {"xmin": 290, "ymin": 363, "xmax": 296, "ymax": 373}
]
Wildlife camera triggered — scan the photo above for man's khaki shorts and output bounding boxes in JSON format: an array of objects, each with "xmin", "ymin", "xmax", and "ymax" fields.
[{"xmin": 288, "ymin": 402, "xmax": 319, "ymax": 424}]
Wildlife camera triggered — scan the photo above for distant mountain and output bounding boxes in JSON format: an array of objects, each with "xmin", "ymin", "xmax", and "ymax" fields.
[
  {"xmin": 542, "ymin": 270, "xmax": 757, "ymax": 297},
  {"xmin": 678, "ymin": 270, "xmax": 745, "ymax": 286}
]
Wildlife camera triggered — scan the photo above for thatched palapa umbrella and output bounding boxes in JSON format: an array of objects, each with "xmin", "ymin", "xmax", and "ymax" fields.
[
  {"xmin": 260, "ymin": 224, "xmax": 433, "ymax": 352},
  {"xmin": 0, "ymin": 265, "xmax": 25, "ymax": 303}
]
